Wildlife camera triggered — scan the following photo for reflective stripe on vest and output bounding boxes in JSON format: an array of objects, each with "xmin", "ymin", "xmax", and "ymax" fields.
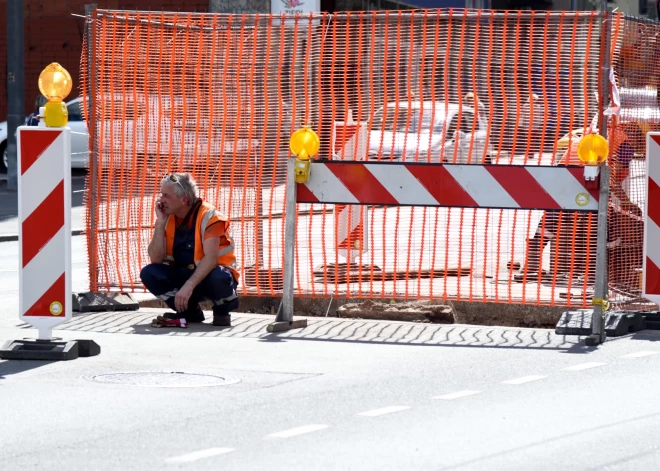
[
  {"xmin": 200, "ymin": 209, "xmax": 236, "ymax": 260},
  {"xmin": 164, "ymin": 202, "xmax": 238, "ymax": 279}
]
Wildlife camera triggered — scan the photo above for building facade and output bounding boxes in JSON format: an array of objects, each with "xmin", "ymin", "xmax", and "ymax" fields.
[{"xmin": 0, "ymin": 0, "xmax": 656, "ymax": 118}]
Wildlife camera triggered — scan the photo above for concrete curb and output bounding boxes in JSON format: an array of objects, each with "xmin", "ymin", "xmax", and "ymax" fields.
[{"xmin": 0, "ymin": 229, "xmax": 85, "ymax": 242}]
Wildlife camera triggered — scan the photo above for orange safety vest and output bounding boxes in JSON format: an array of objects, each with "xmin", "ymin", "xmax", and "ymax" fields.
[{"xmin": 164, "ymin": 201, "xmax": 239, "ymax": 281}]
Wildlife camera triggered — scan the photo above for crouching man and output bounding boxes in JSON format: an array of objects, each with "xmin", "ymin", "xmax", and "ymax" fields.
[{"xmin": 141, "ymin": 173, "xmax": 239, "ymax": 328}]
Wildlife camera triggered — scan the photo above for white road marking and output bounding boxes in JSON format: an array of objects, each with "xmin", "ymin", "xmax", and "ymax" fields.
[
  {"xmin": 501, "ymin": 375, "xmax": 547, "ymax": 385},
  {"xmin": 165, "ymin": 448, "xmax": 234, "ymax": 464},
  {"xmin": 564, "ymin": 362, "xmax": 607, "ymax": 371},
  {"xmin": 267, "ymin": 424, "xmax": 329, "ymax": 439},
  {"xmin": 433, "ymin": 390, "xmax": 481, "ymax": 400},
  {"xmin": 621, "ymin": 351, "xmax": 659, "ymax": 359},
  {"xmin": 358, "ymin": 406, "xmax": 411, "ymax": 417}
]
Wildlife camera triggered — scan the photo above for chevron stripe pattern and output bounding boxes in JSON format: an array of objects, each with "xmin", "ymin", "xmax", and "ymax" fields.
[
  {"xmin": 644, "ymin": 134, "xmax": 660, "ymax": 305},
  {"xmin": 18, "ymin": 127, "xmax": 71, "ymax": 327},
  {"xmin": 297, "ymin": 161, "xmax": 600, "ymax": 212}
]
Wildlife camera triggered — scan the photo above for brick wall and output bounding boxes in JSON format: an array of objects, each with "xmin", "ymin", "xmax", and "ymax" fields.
[{"xmin": 0, "ymin": 0, "xmax": 209, "ymax": 120}]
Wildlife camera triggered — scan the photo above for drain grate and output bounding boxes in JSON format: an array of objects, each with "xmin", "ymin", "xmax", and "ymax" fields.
[{"xmin": 89, "ymin": 371, "xmax": 240, "ymax": 388}]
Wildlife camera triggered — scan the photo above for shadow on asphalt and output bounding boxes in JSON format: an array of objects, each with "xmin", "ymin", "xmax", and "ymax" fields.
[
  {"xmin": 33, "ymin": 310, "xmax": 595, "ymax": 352},
  {"xmin": 257, "ymin": 332, "xmax": 588, "ymax": 352},
  {"xmin": 631, "ymin": 331, "xmax": 660, "ymax": 342},
  {"xmin": 0, "ymin": 359, "xmax": 55, "ymax": 379}
]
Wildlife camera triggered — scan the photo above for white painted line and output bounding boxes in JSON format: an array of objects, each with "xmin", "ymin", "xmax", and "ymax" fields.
[
  {"xmin": 267, "ymin": 424, "xmax": 329, "ymax": 439},
  {"xmin": 433, "ymin": 390, "xmax": 481, "ymax": 400},
  {"xmin": 358, "ymin": 406, "xmax": 411, "ymax": 417},
  {"xmin": 165, "ymin": 447, "xmax": 234, "ymax": 464},
  {"xmin": 564, "ymin": 362, "xmax": 607, "ymax": 371},
  {"xmin": 501, "ymin": 375, "xmax": 548, "ymax": 385},
  {"xmin": 621, "ymin": 351, "xmax": 660, "ymax": 359}
]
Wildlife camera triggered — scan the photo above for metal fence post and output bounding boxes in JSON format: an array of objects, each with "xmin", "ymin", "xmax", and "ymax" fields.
[
  {"xmin": 6, "ymin": 0, "xmax": 24, "ymax": 191},
  {"xmin": 587, "ymin": 5, "xmax": 612, "ymax": 346},
  {"xmin": 588, "ymin": 165, "xmax": 610, "ymax": 346},
  {"xmin": 267, "ymin": 158, "xmax": 307, "ymax": 333},
  {"xmin": 85, "ymin": 3, "xmax": 99, "ymax": 291}
]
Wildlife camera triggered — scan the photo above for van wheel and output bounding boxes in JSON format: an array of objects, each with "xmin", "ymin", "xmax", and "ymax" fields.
[{"xmin": 0, "ymin": 141, "xmax": 7, "ymax": 173}]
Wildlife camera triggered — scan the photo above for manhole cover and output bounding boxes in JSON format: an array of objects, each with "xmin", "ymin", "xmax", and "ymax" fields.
[{"xmin": 89, "ymin": 372, "xmax": 240, "ymax": 388}]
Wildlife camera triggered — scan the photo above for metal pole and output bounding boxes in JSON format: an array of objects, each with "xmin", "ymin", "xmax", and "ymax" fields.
[
  {"xmin": 85, "ymin": 4, "xmax": 99, "ymax": 291},
  {"xmin": 589, "ymin": 166, "xmax": 610, "ymax": 345},
  {"xmin": 266, "ymin": 157, "xmax": 306, "ymax": 331},
  {"xmin": 6, "ymin": 0, "xmax": 24, "ymax": 191},
  {"xmin": 266, "ymin": 156, "xmax": 307, "ymax": 332},
  {"xmin": 588, "ymin": 5, "xmax": 611, "ymax": 346},
  {"xmin": 279, "ymin": 158, "xmax": 296, "ymax": 323}
]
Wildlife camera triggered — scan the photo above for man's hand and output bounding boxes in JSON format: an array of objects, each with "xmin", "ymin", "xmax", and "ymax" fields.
[
  {"xmin": 148, "ymin": 206, "xmax": 168, "ymax": 264},
  {"xmin": 175, "ymin": 281, "xmax": 194, "ymax": 312},
  {"xmin": 155, "ymin": 202, "xmax": 167, "ymax": 221}
]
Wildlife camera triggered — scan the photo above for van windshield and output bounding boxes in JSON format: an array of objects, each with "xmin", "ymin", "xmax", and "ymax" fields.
[{"xmin": 372, "ymin": 107, "xmax": 443, "ymax": 133}]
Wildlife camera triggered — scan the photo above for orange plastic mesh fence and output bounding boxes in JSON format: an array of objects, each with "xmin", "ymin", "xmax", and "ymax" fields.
[
  {"xmin": 608, "ymin": 15, "xmax": 659, "ymax": 310},
  {"xmin": 81, "ymin": 9, "xmax": 625, "ymax": 307}
]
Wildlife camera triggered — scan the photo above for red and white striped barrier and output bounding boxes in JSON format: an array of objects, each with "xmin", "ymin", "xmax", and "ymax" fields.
[
  {"xmin": 297, "ymin": 161, "xmax": 600, "ymax": 211},
  {"xmin": 18, "ymin": 126, "xmax": 71, "ymax": 340},
  {"xmin": 332, "ymin": 113, "xmax": 369, "ymax": 261},
  {"xmin": 644, "ymin": 133, "xmax": 660, "ymax": 305}
]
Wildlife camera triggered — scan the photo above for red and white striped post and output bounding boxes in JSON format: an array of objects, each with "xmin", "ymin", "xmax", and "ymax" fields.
[
  {"xmin": 644, "ymin": 133, "xmax": 660, "ymax": 306},
  {"xmin": 332, "ymin": 111, "xmax": 369, "ymax": 263},
  {"xmin": 1, "ymin": 63, "xmax": 100, "ymax": 360},
  {"xmin": 18, "ymin": 126, "xmax": 72, "ymax": 340}
]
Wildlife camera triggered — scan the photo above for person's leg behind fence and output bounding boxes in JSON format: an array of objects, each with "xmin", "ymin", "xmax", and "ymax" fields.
[{"xmin": 517, "ymin": 211, "xmax": 560, "ymax": 282}]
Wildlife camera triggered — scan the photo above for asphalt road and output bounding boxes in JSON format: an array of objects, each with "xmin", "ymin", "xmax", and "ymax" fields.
[{"xmin": 0, "ymin": 298, "xmax": 659, "ymax": 470}]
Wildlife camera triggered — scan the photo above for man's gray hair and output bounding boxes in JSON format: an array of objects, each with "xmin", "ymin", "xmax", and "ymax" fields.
[{"xmin": 161, "ymin": 172, "xmax": 199, "ymax": 204}]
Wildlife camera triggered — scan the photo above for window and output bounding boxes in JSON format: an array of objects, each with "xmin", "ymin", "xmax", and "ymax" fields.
[
  {"xmin": 461, "ymin": 112, "xmax": 473, "ymax": 133},
  {"xmin": 67, "ymin": 101, "xmax": 83, "ymax": 122},
  {"xmin": 445, "ymin": 111, "xmax": 474, "ymax": 138},
  {"xmin": 446, "ymin": 117, "xmax": 457, "ymax": 138},
  {"xmin": 372, "ymin": 107, "xmax": 442, "ymax": 133},
  {"xmin": 433, "ymin": 119, "xmax": 447, "ymax": 135}
]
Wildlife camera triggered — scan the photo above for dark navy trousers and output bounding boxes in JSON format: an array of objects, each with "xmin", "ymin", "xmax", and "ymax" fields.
[{"xmin": 140, "ymin": 264, "xmax": 238, "ymax": 316}]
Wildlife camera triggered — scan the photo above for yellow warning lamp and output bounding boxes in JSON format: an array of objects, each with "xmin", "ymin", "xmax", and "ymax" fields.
[
  {"xmin": 577, "ymin": 134, "xmax": 609, "ymax": 166},
  {"xmin": 577, "ymin": 134, "xmax": 609, "ymax": 182},
  {"xmin": 38, "ymin": 63, "xmax": 73, "ymax": 127},
  {"xmin": 289, "ymin": 126, "xmax": 320, "ymax": 183}
]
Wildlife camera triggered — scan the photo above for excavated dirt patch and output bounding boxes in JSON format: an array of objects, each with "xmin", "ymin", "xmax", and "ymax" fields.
[
  {"xmin": 138, "ymin": 296, "xmax": 565, "ymax": 329},
  {"xmin": 337, "ymin": 299, "xmax": 455, "ymax": 323}
]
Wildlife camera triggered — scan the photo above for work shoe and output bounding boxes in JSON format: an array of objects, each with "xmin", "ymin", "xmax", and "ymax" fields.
[
  {"xmin": 184, "ymin": 306, "xmax": 205, "ymax": 323},
  {"xmin": 212, "ymin": 295, "xmax": 237, "ymax": 327},
  {"xmin": 212, "ymin": 314, "xmax": 231, "ymax": 327}
]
